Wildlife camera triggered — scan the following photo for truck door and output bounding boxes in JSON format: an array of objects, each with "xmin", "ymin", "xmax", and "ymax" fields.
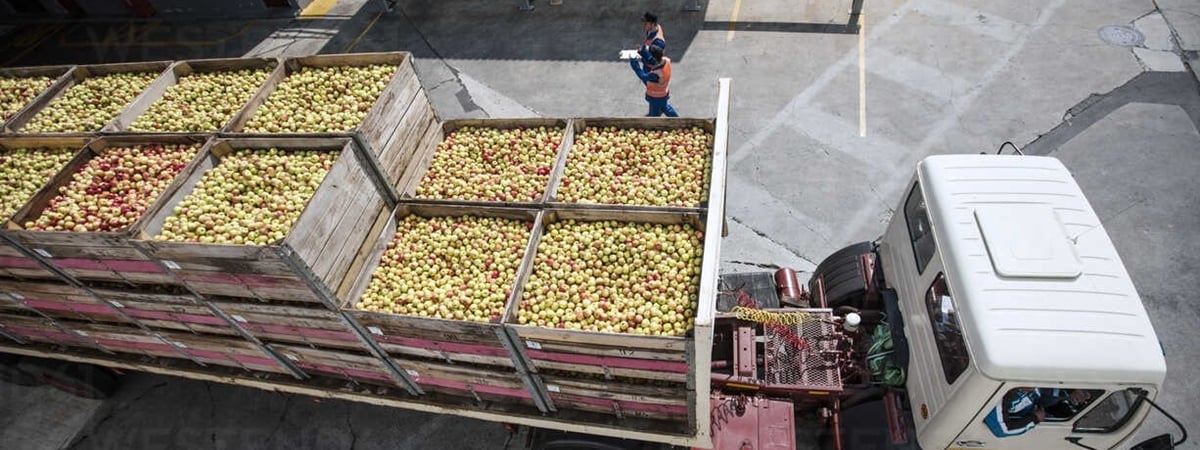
[{"xmin": 951, "ymin": 384, "xmax": 1105, "ymax": 449}]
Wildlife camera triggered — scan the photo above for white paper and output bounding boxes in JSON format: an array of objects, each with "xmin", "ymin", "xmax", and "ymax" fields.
[{"xmin": 619, "ymin": 49, "xmax": 639, "ymax": 60}]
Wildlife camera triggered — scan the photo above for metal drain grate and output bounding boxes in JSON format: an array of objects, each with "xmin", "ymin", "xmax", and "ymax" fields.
[{"xmin": 764, "ymin": 309, "xmax": 842, "ymax": 388}]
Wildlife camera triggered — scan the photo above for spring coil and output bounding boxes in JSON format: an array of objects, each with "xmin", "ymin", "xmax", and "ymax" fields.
[{"xmin": 730, "ymin": 305, "xmax": 810, "ymax": 326}]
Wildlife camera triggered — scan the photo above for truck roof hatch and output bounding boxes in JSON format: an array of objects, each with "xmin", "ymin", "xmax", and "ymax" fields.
[{"xmin": 974, "ymin": 205, "xmax": 1082, "ymax": 278}]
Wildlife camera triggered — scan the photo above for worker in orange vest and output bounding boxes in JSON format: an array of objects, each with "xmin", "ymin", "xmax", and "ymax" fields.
[
  {"xmin": 630, "ymin": 45, "xmax": 678, "ymax": 117},
  {"xmin": 639, "ymin": 12, "xmax": 666, "ymax": 65}
]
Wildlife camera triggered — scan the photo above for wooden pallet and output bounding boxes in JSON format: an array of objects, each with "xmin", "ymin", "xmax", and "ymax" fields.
[
  {"xmin": 213, "ymin": 301, "xmax": 370, "ymax": 351},
  {"xmin": 0, "ymin": 312, "xmax": 97, "ymax": 348},
  {"xmin": 132, "ymin": 137, "xmax": 390, "ymax": 307},
  {"xmin": 2, "ymin": 135, "xmax": 210, "ymax": 286},
  {"xmin": 106, "ymin": 57, "xmax": 280, "ymax": 133},
  {"xmin": 0, "ymin": 64, "xmax": 75, "ymax": 129},
  {"xmin": 0, "ymin": 278, "xmax": 131, "ymax": 325},
  {"xmin": 339, "ymin": 203, "xmax": 540, "ymax": 369},
  {"xmin": 89, "ymin": 285, "xmax": 237, "ymax": 337},
  {"xmin": 270, "ymin": 343, "xmax": 414, "ymax": 392},
  {"xmin": 159, "ymin": 328, "xmax": 291, "ymax": 375},
  {"xmin": 389, "ymin": 355, "xmax": 548, "ymax": 411},
  {"xmin": 3, "ymin": 61, "xmax": 173, "ymax": 135},
  {"xmin": 0, "ymin": 237, "xmax": 60, "ymax": 280},
  {"xmin": 545, "ymin": 118, "xmax": 714, "ymax": 213}
]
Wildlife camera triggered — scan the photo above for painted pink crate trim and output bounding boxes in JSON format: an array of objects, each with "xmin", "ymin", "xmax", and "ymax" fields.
[
  {"xmin": 182, "ymin": 272, "xmax": 307, "ymax": 289},
  {"xmin": 247, "ymin": 323, "xmax": 357, "ymax": 342},
  {"xmin": 524, "ymin": 349, "xmax": 689, "ymax": 373},
  {"xmin": 377, "ymin": 335, "xmax": 508, "ymax": 358},
  {"xmin": 103, "ymin": 259, "xmax": 167, "ymax": 273},
  {"xmin": 0, "ymin": 256, "xmax": 44, "ymax": 269},
  {"xmin": 5, "ymin": 327, "xmax": 79, "ymax": 342},
  {"xmin": 413, "ymin": 376, "xmax": 532, "ymax": 399},
  {"xmin": 22, "ymin": 299, "xmax": 113, "ymax": 316},
  {"xmin": 47, "ymin": 258, "xmax": 112, "ymax": 271},
  {"xmin": 123, "ymin": 309, "xmax": 228, "ymax": 327},
  {"xmin": 186, "ymin": 349, "xmax": 277, "ymax": 368},
  {"xmin": 551, "ymin": 392, "xmax": 690, "ymax": 415},
  {"xmin": 297, "ymin": 362, "xmax": 393, "ymax": 383},
  {"xmin": 95, "ymin": 338, "xmax": 176, "ymax": 353}
]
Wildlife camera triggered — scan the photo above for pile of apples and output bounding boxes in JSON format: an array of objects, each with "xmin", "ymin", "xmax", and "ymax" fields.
[
  {"xmin": 356, "ymin": 215, "xmax": 530, "ymax": 323},
  {"xmin": 27, "ymin": 144, "xmax": 200, "ymax": 232},
  {"xmin": 416, "ymin": 126, "xmax": 561, "ymax": 202},
  {"xmin": 558, "ymin": 127, "xmax": 712, "ymax": 207},
  {"xmin": 243, "ymin": 64, "xmax": 395, "ymax": 133},
  {"xmin": 130, "ymin": 68, "xmax": 272, "ymax": 132},
  {"xmin": 1, "ymin": 75, "xmax": 54, "ymax": 122},
  {"xmin": 157, "ymin": 148, "xmax": 338, "ymax": 245},
  {"xmin": 24, "ymin": 72, "xmax": 159, "ymax": 133},
  {"xmin": 517, "ymin": 220, "xmax": 703, "ymax": 336},
  {"xmin": 0, "ymin": 147, "xmax": 77, "ymax": 219}
]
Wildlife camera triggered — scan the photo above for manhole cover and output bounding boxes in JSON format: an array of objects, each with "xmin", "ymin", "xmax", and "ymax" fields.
[{"xmin": 1099, "ymin": 25, "xmax": 1145, "ymax": 47}]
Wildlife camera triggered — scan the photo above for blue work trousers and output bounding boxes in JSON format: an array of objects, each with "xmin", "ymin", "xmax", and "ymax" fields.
[{"xmin": 645, "ymin": 95, "xmax": 679, "ymax": 117}]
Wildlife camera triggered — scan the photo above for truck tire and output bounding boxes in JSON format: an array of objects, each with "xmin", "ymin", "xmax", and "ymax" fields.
[
  {"xmin": 18, "ymin": 359, "xmax": 118, "ymax": 399},
  {"xmin": 0, "ymin": 354, "xmax": 40, "ymax": 387},
  {"xmin": 809, "ymin": 241, "xmax": 874, "ymax": 309}
]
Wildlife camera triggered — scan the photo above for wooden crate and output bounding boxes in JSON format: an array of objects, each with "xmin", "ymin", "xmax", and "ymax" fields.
[
  {"xmin": 89, "ymin": 285, "xmax": 237, "ymax": 337},
  {"xmin": 389, "ymin": 355, "xmax": 549, "ymax": 412},
  {"xmin": 0, "ymin": 278, "xmax": 132, "ymax": 325},
  {"xmin": 546, "ymin": 118, "xmax": 714, "ymax": 212},
  {"xmin": 159, "ymin": 329, "xmax": 290, "ymax": 375},
  {"xmin": 339, "ymin": 203, "xmax": 540, "ymax": 370},
  {"xmin": 226, "ymin": 52, "xmax": 428, "ymax": 156},
  {"xmin": 0, "ymin": 312, "xmax": 96, "ymax": 348},
  {"xmin": 1, "ymin": 135, "xmax": 210, "ymax": 286},
  {"xmin": 69, "ymin": 321, "xmax": 190, "ymax": 361},
  {"xmin": 0, "ymin": 65, "xmax": 74, "ymax": 129},
  {"xmin": 395, "ymin": 119, "xmax": 574, "ymax": 207},
  {"xmin": 501, "ymin": 208, "xmax": 706, "ymax": 424},
  {"xmin": 213, "ymin": 301, "xmax": 371, "ymax": 352},
  {"xmin": 106, "ymin": 57, "xmax": 281, "ymax": 133},
  {"xmin": 270, "ymin": 343, "xmax": 413, "ymax": 391},
  {"xmin": 0, "ymin": 237, "xmax": 61, "ymax": 281},
  {"xmin": 3, "ymin": 61, "xmax": 173, "ymax": 134},
  {"xmin": 132, "ymin": 137, "xmax": 390, "ymax": 306}
]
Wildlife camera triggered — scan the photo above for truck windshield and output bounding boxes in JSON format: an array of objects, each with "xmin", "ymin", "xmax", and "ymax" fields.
[
  {"xmin": 1074, "ymin": 389, "xmax": 1143, "ymax": 433},
  {"xmin": 904, "ymin": 183, "xmax": 937, "ymax": 274}
]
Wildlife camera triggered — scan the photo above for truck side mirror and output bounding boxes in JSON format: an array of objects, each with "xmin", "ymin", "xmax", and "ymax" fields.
[{"xmin": 1131, "ymin": 434, "xmax": 1174, "ymax": 450}]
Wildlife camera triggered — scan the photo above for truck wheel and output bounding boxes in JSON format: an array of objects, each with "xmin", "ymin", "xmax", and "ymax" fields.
[
  {"xmin": 0, "ymin": 354, "xmax": 40, "ymax": 387},
  {"xmin": 18, "ymin": 359, "xmax": 118, "ymax": 399},
  {"xmin": 809, "ymin": 241, "xmax": 874, "ymax": 309}
]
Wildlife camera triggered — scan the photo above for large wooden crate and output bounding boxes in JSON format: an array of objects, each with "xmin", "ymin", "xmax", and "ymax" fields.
[
  {"xmin": 226, "ymin": 52, "xmax": 428, "ymax": 155},
  {"xmin": 1, "ymin": 135, "xmax": 210, "ymax": 286},
  {"xmin": 88, "ymin": 285, "xmax": 237, "ymax": 337},
  {"xmin": 213, "ymin": 301, "xmax": 371, "ymax": 352},
  {"xmin": 105, "ymin": 57, "xmax": 281, "ymax": 133},
  {"xmin": 546, "ymin": 118, "xmax": 714, "ymax": 212},
  {"xmin": 3, "ymin": 61, "xmax": 173, "ymax": 135},
  {"xmin": 501, "ymin": 208, "xmax": 704, "ymax": 425},
  {"xmin": 0, "ymin": 65, "xmax": 74, "ymax": 128},
  {"xmin": 395, "ymin": 119, "xmax": 574, "ymax": 208},
  {"xmin": 132, "ymin": 137, "xmax": 390, "ymax": 306}
]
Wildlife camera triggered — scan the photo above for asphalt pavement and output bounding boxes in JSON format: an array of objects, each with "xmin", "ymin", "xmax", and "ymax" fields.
[{"xmin": 0, "ymin": 0, "xmax": 1197, "ymax": 448}]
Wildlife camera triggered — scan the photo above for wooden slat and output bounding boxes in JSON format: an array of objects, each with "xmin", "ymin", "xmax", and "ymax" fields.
[
  {"xmin": 271, "ymin": 343, "xmax": 403, "ymax": 387},
  {"xmin": 394, "ymin": 356, "xmax": 536, "ymax": 403}
]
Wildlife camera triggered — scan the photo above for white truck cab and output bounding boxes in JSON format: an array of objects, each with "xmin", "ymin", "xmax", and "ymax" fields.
[{"xmin": 876, "ymin": 155, "xmax": 1167, "ymax": 450}]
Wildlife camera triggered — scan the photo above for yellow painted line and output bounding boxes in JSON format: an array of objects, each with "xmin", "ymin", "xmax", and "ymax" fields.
[
  {"xmin": 858, "ymin": 15, "xmax": 867, "ymax": 137},
  {"xmin": 300, "ymin": 0, "xmax": 339, "ymax": 18},
  {"xmin": 727, "ymin": 0, "xmax": 742, "ymax": 42},
  {"xmin": 344, "ymin": 11, "xmax": 383, "ymax": 53}
]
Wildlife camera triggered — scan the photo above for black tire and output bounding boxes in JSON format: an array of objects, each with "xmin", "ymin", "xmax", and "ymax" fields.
[
  {"xmin": 809, "ymin": 241, "xmax": 874, "ymax": 309},
  {"xmin": 18, "ymin": 359, "xmax": 118, "ymax": 399},
  {"xmin": 0, "ymin": 354, "xmax": 40, "ymax": 387}
]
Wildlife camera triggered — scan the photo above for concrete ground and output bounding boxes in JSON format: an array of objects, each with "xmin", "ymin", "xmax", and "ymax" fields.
[{"xmin": 1, "ymin": 0, "xmax": 1198, "ymax": 448}]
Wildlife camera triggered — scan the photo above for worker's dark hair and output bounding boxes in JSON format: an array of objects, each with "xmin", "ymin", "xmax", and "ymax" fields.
[
  {"xmin": 643, "ymin": 12, "xmax": 658, "ymax": 24},
  {"xmin": 648, "ymin": 45, "xmax": 664, "ymax": 61}
]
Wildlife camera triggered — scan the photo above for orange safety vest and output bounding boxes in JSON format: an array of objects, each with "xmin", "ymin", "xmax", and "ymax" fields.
[
  {"xmin": 643, "ymin": 25, "xmax": 665, "ymax": 49},
  {"xmin": 645, "ymin": 57, "xmax": 671, "ymax": 98}
]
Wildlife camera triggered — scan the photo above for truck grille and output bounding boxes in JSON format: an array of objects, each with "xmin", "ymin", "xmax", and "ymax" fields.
[{"xmin": 764, "ymin": 309, "xmax": 842, "ymax": 389}]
